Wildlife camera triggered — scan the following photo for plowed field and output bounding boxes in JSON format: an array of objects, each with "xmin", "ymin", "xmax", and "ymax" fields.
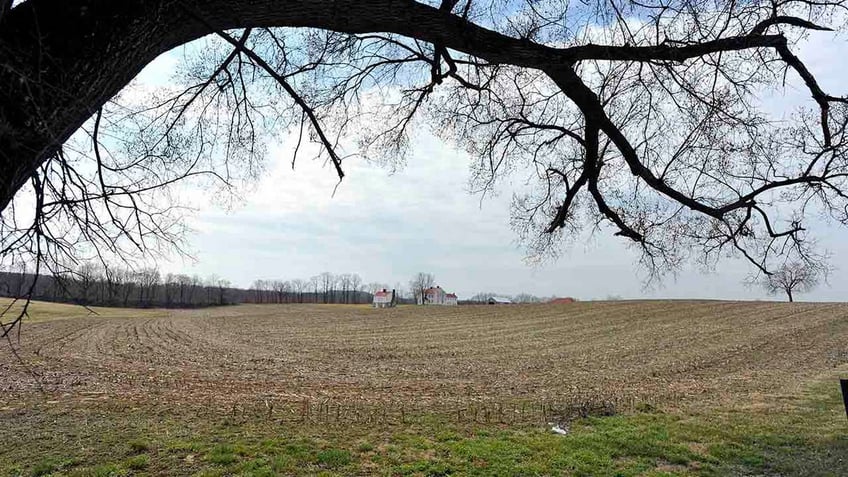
[{"xmin": 3, "ymin": 300, "xmax": 848, "ymax": 415}]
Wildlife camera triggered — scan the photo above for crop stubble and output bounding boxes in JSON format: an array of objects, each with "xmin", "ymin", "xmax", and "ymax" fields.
[{"xmin": 2, "ymin": 301, "xmax": 847, "ymax": 417}]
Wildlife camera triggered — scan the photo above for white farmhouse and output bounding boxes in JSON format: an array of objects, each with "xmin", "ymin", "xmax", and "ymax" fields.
[
  {"xmin": 372, "ymin": 289, "xmax": 396, "ymax": 308},
  {"xmin": 417, "ymin": 286, "xmax": 458, "ymax": 306}
]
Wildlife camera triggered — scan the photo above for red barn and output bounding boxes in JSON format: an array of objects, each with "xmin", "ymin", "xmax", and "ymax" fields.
[{"xmin": 549, "ymin": 297, "xmax": 576, "ymax": 304}]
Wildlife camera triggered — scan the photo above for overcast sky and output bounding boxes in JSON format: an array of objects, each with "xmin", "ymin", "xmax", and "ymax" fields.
[{"xmin": 136, "ymin": 30, "xmax": 848, "ymax": 301}]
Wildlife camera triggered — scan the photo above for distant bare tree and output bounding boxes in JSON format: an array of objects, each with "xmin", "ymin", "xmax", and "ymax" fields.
[
  {"xmin": 75, "ymin": 263, "xmax": 101, "ymax": 305},
  {"xmin": 1, "ymin": 263, "xmax": 28, "ymax": 298},
  {"xmin": 308, "ymin": 276, "xmax": 320, "ymax": 304},
  {"xmin": 317, "ymin": 272, "xmax": 335, "ymax": 304},
  {"xmin": 164, "ymin": 273, "xmax": 179, "ymax": 307},
  {"xmin": 136, "ymin": 268, "xmax": 161, "ymax": 307},
  {"xmin": 173, "ymin": 274, "xmax": 193, "ymax": 305},
  {"xmin": 513, "ymin": 293, "xmax": 542, "ymax": 304},
  {"xmin": 761, "ymin": 262, "xmax": 825, "ymax": 302},
  {"xmin": 120, "ymin": 270, "xmax": 137, "ymax": 307},
  {"xmin": 350, "ymin": 273, "xmax": 363, "ymax": 304},
  {"xmin": 337, "ymin": 273, "xmax": 352, "ymax": 304},
  {"xmin": 367, "ymin": 282, "xmax": 390, "ymax": 294},
  {"xmin": 291, "ymin": 279, "xmax": 306, "ymax": 303},
  {"xmin": 211, "ymin": 277, "xmax": 231, "ymax": 305},
  {"xmin": 469, "ymin": 292, "xmax": 498, "ymax": 303},
  {"xmin": 102, "ymin": 267, "xmax": 123, "ymax": 306},
  {"xmin": 250, "ymin": 279, "xmax": 268, "ymax": 303},
  {"xmin": 410, "ymin": 272, "xmax": 435, "ymax": 305},
  {"xmin": 279, "ymin": 280, "xmax": 293, "ymax": 303},
  {"xmin": 189, "ymin": 275, "xmax": 204, "ymax": 305}
]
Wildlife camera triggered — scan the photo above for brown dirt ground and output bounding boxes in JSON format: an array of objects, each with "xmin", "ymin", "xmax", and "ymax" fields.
[{"xmin": 2, "ymin": 301, "xmax": 848, "ymax": 415}]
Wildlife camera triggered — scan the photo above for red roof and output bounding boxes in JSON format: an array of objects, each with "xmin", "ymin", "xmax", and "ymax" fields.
[
  {"xmin": 375, "ymin": 290, "xmax": 389, "ymax": 297},
  {"xmin": 446, "ymin": 293, "xmax": 457, "ymax": 298},
  {"xmin": 549, "ymin": 297, "xmax": 575, "ymax": 304}
]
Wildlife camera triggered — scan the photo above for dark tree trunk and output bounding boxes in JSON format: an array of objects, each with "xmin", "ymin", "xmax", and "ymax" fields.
[
  {"xmin": 0, "ymin": 0, "xmax": 567, "ymax": 213},
  {"xmin": 786, "ymin": 289, "xmax": 794, "ymax": 302}
]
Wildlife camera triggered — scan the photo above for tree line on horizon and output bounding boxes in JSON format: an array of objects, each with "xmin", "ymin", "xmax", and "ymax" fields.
[
  {"xmin": 0, "ymin": 263, "xmax": 459, "ymax": 308},
  {"xmin": 0, "ymin": 264, "xmax": 569, "ymax": 308},
  {"xmin": 0, "ymin": 264, "xmax": 233, "ymax": 308},
  {"xmin": 465, "ymin": 292, "xmax": 563, "ymax": 304},
  {"xmin": 0, "ymin": 265, "xmax": 403, "ymax": 308}
]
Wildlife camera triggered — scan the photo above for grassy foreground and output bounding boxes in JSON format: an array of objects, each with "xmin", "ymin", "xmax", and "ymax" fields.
[
  {"xmin": 3, "ymin": 374, "xmax": 847, "ymax": 476},
  {"xmin": 3, "ymin": 301, "xmax": 847, "ymax": 475}
]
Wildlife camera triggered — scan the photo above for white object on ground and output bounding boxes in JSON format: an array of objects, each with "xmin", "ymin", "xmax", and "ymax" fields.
[{"xmin": 550, "ymin": 423, "xmax": 569, "ymax": 435}]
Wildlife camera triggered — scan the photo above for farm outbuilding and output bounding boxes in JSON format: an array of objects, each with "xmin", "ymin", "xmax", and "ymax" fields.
[
  {"xmin": 372, "ymin": 289, "xmax": 396, "ymax": 308},
  {"xmin": 549, "ymin": 297, "xmax": 576, "ymax": 304},
  {"xmin": 487, "ymin": 296, "xmax": 512, "ymax": 305}
]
